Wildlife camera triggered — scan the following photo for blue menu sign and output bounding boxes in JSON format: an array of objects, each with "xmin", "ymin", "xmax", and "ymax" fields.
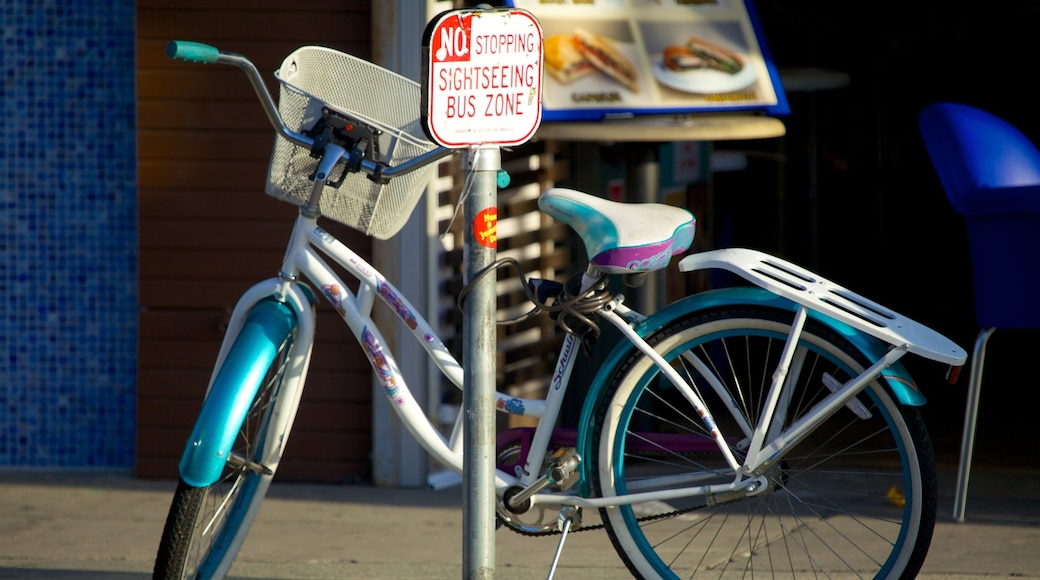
[{"xmin": 506, "ymin": 0, "xmax": 789, "ymax": 122}]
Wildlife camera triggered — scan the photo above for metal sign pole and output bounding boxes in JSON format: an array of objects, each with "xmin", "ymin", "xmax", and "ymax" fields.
[
  {"xmin": 420, "ymin": 8, "xmax": 542, "ymax": 577},
  {"xmin": 461, "ymin": 145, "xmax": 500, "ymax": 578}
]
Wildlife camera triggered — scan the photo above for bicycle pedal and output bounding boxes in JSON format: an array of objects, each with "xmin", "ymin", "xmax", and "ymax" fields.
[{"xmin": 547, "ymin": 447, "xmax": 581, "ymax": 492}]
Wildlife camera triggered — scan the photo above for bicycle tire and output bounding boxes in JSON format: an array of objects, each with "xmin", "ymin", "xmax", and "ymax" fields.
[
  {"xmin": 591, "ymin": 305, "xmax": 937, "ymax": 580},
  {"xmin": 153, "ymin": 326, "xmax": 297, "ymax": 580}
]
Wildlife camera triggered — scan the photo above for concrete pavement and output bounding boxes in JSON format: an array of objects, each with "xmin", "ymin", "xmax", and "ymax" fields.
[{"xmin": 0, "ymin": 467, "xmax": 1038, "ymax": 579}]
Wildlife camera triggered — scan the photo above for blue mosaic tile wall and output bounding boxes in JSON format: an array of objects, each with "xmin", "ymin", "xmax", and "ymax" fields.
[{"xmin": 0, "ymin": 1, "xmax": 138, "ymax": 467}]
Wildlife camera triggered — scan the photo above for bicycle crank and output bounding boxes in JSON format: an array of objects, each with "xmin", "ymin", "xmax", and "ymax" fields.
[{"xmin": 497, "ymin": 447, "xmax": 581, "ymax": 535}]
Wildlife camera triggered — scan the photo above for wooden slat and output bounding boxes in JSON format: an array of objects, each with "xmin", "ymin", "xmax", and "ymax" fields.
[
  {"xmin": 139, "ymin": 281, "xmax": 270, "ymax": 308},
  {"xmin": 138, "ymin": 159, "xmax": 271, "ymax": 190},
  {"xmin": 137, "ymin": 41, "xmax": 366, "ymax": 81},
  {"xmin": 138, "ymin": 250, "xmax": 288, "ymax": 281},
  {"xmin": 138, "ymin": 368, "xmax": 372, "ymax": 403},
  {"xmin": 137, "ymin": 130, "xmax": 275, "ymax": 161},
  {"xmin": 137, "ymin": 10, "xmax": 371, "ymax": 45},
  {"xmin": 138, "ymin": 281, "xmax": 377, "ymax": 311},
  {"xmin": 136, "ymin": 100, "xmax": 272, "ymax": 132},
  {"xmin": 140, "ymin": 310, "xmax": 362, "ymax": 341},
  {"xmin": 136, "ymin": 426, "xmax": 372, "ymax": 482},
  {"xmin": 137, "ymin": 2, "xmax": 374, "ymax": 482},
  {"xmin": 272, "ymin": 463, "xmax": 369, "ymax": 483},
  {"xmin": 136, "ymin": 419, "xmax": 372, "ymax": 453},
  {"xmin": 138, "ymin": 339, "xmax": 223, "ymax": 370},
  {"xmin": 139, "ymin": 220, "xmax": 294, "ymax": 250},
  {"xmin": 138, "ymin": 190, "xmax": 293, "ymax": 220},
  {"xmin": 135, "ymin": 68, "xmax": 277, "ymax": 100},
  {"xmin": 137, "ymin": 250, "xmax": 376, "ymax": 282},
  {"xmin": 138, "ymin": 337, "xmax": 369, "ymax": 372},
  {"xmin": 137, "ymin": 397, "xmax": 370, "ymax": 431},
  {"xmin": 135, "ymin": 440, "xmax": 373, "ymax": 479},
  {"xmin": 136, "ymin": 0, "xmax": 360, "ymax": 10}
]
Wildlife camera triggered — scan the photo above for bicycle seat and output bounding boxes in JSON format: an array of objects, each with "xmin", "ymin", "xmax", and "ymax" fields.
[{"xmin": 539, "ymin": 188, "xmax": 695, "ymax": 274}]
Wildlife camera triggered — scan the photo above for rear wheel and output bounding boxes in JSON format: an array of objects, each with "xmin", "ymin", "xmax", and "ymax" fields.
[
  {"xmin": 154, "ymin": 326, "xmax": 297, "ymax": 580},
  {"xmin": 592, "ymin": 305, "xmax": 937, "ymax": 579}
]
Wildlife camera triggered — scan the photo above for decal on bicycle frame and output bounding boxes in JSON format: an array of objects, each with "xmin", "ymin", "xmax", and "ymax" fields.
[
  {"xmin": 496, "ymin": 398, "xmax": 526, "ymax": 415},
  {"xmin": 376, "ymin": 279, "xmax": 418, "ymax": 330},
  {"xmin": 362, "ymin": 328, "xmax": 404, "ymax": 405},
  {"xmin": 322, "ymin": 283, "xmax": 347, "ymax": 317},
  {"xmin": 313, "ymin": 226, "xmax": 336, "ymax": 245}
]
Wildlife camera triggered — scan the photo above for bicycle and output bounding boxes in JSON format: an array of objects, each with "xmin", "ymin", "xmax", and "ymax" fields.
[{"xmin": 153, "ymin": 40, "xmax": 967, "ymax": 580}]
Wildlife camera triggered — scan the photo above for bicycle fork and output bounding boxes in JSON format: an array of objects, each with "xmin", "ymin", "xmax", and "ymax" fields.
[{"xmin": 177, "ymin": 282, "xmax": 315, "ymax": 488}]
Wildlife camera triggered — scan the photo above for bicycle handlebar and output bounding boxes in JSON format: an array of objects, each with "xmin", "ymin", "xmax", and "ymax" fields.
[
  {"xmin": 166, "ymin": 40, "xmax": 220, "ymax": 64},
  {"xmin": 166, "ymin": 40, "xmax": 454, "ymax": 179}
]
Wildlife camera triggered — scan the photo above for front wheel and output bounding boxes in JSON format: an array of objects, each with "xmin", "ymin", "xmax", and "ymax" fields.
[
  {"xmin": 153, "ymin": 318, "xmax": 299, "ymax": 580},
  {"xmin": 592, "ymin": 305, "xmax": 937, "ymax": 579}
]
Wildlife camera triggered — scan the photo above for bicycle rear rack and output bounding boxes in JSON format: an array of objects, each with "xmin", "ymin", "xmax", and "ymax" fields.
[{"xmin": 678, "ymin": 248, "xmax": 967, "ymax": 366}]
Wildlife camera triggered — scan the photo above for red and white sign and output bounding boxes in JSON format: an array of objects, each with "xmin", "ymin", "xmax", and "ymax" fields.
[{"xmin": 422, "ymin": 8, "xmax": 543, "ymax": 148}]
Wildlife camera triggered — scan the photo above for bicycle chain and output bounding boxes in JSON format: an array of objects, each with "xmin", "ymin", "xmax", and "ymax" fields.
[
  {"xmin": 504, "ymin": 469, "xmax": 782, "ymax": 537},
  {"xmin": 502, "ymin": 502, "xmax": 704, "ymax": 537},
  {"xmin": 500, "ymin": 449, "xmax": 725, "ymax": 537}
]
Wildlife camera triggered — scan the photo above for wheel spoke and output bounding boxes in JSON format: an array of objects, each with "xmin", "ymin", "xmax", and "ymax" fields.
[{"xmin": 592, "ymin": 306, "xmax": 936, "ymax": 579}]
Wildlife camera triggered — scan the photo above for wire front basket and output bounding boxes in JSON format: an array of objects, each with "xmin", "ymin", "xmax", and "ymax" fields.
[{"xmin": 266, "ymin": 46, "xmax": 438, "ymax": 239}]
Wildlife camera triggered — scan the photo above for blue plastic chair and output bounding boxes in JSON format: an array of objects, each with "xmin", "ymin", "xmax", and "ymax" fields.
[{"xmin": 919, "ymin": 102, "xmax": 1040, "ymax": 521}]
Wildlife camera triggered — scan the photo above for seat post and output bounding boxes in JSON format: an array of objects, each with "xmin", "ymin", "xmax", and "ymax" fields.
[{"xmin": 953, "ymin": 326, "xmax": 995, "ymax": 522}]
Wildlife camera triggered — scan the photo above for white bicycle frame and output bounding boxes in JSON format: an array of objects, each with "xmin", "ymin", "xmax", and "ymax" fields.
[
  {"xmin": 163, "ymin": 40, "xmax": 971, "ymax": 580},
  {"xmin": 169, "ymin": 42, "xmax": 967, "ymax": 516},
  {"xmin": 212, "ymin": 166, "xmax": 966, "ymax": 516}
]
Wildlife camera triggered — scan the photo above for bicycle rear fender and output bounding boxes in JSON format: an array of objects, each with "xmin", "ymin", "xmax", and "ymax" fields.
[
  {"xmin": 178, "ymin": 298, "xmax": 298, "ymax": 488},
  {"xmin": 576, "ymin": 286, "xmax": 924, "ymax": 492}
]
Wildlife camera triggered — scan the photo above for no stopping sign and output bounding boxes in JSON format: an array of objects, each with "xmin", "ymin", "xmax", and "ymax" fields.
[{"xmin": 422, "ymin": 8, "xmax": 543, "ymax": 148}]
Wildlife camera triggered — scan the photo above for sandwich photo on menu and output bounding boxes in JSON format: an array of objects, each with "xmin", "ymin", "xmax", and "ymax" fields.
[
  {"xmin": 544, "ymin": 33, "xmax": 596, "ymax": 84},
  {"xmin": 543, "ymin": 28, "xmax": 640, "ymax": 93},
  {"xmin": 651, "ymin": 33, "xmax": 756, "ymax": 94},
  {"xmin": 663, "ymin": 36, "xmax": 744, "ymax": 74}
]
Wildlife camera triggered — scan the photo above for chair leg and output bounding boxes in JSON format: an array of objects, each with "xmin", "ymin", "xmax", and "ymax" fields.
[{"xmin": 953, "ymin": 326, "xmax": 995, "ymax": 523}]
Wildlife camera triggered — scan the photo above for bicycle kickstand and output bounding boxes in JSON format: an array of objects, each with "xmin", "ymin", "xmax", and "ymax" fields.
[{"xmin": 546, "ymin": 506, "xmax": 581, "ymax": 580}]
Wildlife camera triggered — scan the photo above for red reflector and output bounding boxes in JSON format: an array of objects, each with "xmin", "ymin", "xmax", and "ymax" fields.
[{"xmin": 947, "ymin": 365, "xmax": 962, "ymax": 385}]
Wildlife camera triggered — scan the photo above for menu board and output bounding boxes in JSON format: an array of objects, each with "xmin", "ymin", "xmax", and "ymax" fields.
[{"xmin": 505, "ymin": 0, "xmax": 788, "ymax": 122}]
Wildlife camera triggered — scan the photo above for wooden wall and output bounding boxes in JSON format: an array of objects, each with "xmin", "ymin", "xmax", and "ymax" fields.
[{"xmin": 135, "ymin": 1, "xmax": 375, "ymax": 482}]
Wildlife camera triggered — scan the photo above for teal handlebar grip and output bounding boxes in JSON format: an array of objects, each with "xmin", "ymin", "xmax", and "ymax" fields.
[{"xmin": 166, "ymin": 40, "xmax": 220, "ymax": 64}]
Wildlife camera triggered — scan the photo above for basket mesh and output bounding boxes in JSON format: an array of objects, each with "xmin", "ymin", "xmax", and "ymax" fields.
[{"xmin": 266, "ymin": 46, "xmax": 438, "ymax": 239}]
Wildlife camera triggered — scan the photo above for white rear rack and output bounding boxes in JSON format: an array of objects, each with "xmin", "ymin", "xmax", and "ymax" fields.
[{"xmin": 678, "ymin": 248, "xmax": 967, "ymax": 366}]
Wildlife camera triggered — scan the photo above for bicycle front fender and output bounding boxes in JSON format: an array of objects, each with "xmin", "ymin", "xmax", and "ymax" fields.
[
  {"xmin": 179, "ymin": 298, "xmax": 298, "ymax": 488},
  {"xmin": 575, "ymin": 286, "xmax": 923, "ymax": 491}
]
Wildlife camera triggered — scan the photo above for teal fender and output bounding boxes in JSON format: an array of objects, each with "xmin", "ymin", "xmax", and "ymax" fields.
[
  {"xmin": 179, "ymin": 299, "xmax": 297, "ymax": 488},
  {"xmin": 576, "ymin": 286, "xmax": 923, "ymax": 492}
]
